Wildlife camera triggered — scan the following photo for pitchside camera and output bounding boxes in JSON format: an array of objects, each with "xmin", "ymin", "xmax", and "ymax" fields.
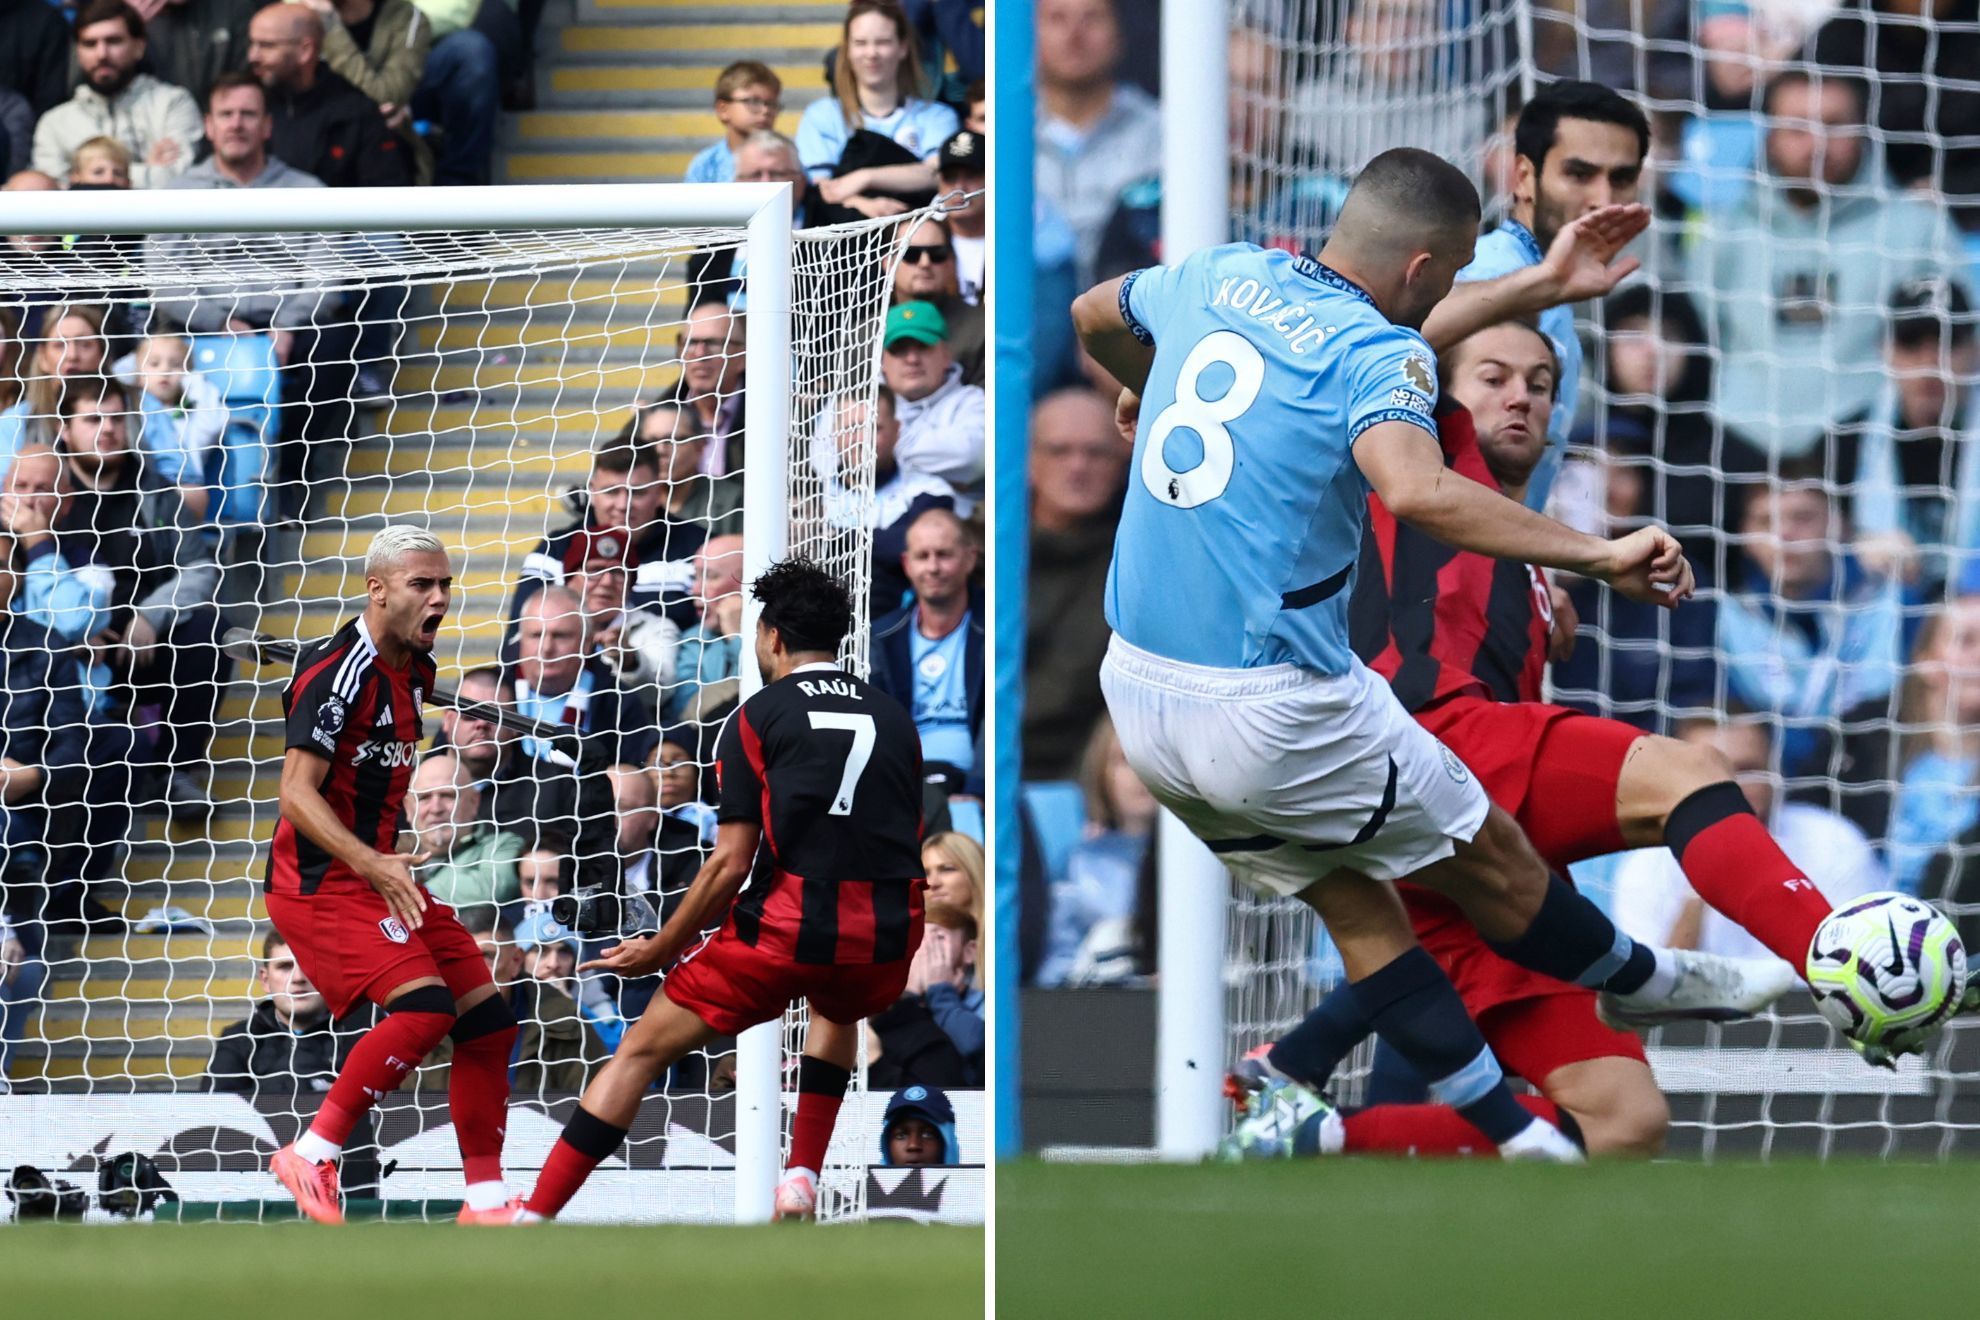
[{"xmin": 551, "ymin": 886, "xmax": 661, "ymax": 939}]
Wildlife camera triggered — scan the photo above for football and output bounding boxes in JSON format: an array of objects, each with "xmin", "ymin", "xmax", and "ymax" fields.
[{"xmin": 1806, "ymin": 893, "xmax": 1968, "ymax": 1047}]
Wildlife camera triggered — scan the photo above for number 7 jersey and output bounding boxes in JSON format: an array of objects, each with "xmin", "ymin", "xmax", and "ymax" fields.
[
  {"xmin": 1104, "ymin": 243, "xmax": 1441, "ymax": 677},
  {"xmin": 714, "ymin": 663, "xmax": 927, "ymax": 965}
]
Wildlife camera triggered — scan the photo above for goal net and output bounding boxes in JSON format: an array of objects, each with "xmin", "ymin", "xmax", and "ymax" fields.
[
  {"xmin": 0, "ymin": 184, "xmax": 925, "ymax": 1219},
  {"xmin": 1201, "ymin": 2, "xmax": 1980, "ymax": 1159}
]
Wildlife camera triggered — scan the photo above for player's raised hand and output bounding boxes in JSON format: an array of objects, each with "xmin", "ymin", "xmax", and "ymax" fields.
[
  {"xmin": 1594, "ymin": 526, "xmax": 1695, "ymax": 608},
  {"xmin": 360, "ymin": 848, "xmax": 430, "ymax": 929},
  {"xmin": 1539, "ymin": 203, "xmax": 1650, "ymax": 304},
  {"xmin": 579, "ymin": 935, "xmax": 668, "ymax": 978}
]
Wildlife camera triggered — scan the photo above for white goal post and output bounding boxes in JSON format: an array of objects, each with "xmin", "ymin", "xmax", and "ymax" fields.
[{"xmin": 0, "ymin": 182, "xmax": 914, "ymax": 1223}]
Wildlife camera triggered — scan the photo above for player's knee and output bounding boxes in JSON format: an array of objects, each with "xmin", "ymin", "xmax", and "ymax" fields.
[
  {"xmin": 449, "ymin": 992, "xmax": 517, "ymax": 1045},
  {"xmin": 1663, "ymin": 736, "xmax": 1737, "ymax": 797},
  {"xmin": 1576, "ymin": 1089, "xmax": 1670, "ymax": 1158},
  {"xmin": 385, "ymin": 984, "xmax": 458, "ymax": 1026}
]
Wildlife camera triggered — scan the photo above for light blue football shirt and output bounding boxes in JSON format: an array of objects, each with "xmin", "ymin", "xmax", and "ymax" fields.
[
  {"xmin": 1103, "ymin": 243, "xmax": 1440, "ymax": 676},
  {"xmin": 1457, "ymin": 218, "xmax": 1575, "ymax": 511}
]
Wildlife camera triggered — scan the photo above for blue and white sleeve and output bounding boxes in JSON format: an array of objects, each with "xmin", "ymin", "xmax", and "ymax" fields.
[
  {"xmin": 1119, "ymin": 259, "xmax": 1194, "ymax": 347},
  {"xmin": 795, "ymin": 100, "xmax": 849, "ymax": 181},
  {"xmin": 1345, "ymin": 329, "xmax": 1440, "ymax": 443}
]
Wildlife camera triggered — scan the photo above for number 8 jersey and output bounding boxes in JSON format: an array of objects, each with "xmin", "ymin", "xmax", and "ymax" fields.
[
  {"xmin": 715, "ymin": 661, "xmax": 927, "ymax": 965},
  {"xmin": 1104, "ymin": 243, "xmax": 1441, "ymax": 677}
]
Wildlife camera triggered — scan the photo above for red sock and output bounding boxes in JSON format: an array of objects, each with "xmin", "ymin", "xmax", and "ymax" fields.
[
  {"xmin": 787, "ymin": 1057, "xmax": 851, "ymax": 1175},
  {"xmin": 449, "ymin": 1022, "xmax": 516, "ymax": 1187},
  {"xmin": 526, "ymin": 1106, "xmax": 628, "ymax": 1219},
  {"xmin": 1668, "ymin": 784, "xmax": 1830, "ymax": 968},
  {"xmin": 1342, "ymin": 1095, "xmax": 1562, "ymax": 1157},
  {"xmin": 310, "ymin": 1007, "xmax": 454, "ymax": 1147}
]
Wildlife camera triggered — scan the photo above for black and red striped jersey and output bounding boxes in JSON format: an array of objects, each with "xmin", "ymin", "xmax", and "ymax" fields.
[
  {"xmin": 1350, "ymin": 398, "xmax": 1554, "ymax": 712},
  {"xmin": 715, "ymin": 663, "xmax": 925, "ymax": 966},
  {"xmin": 265, "ymin": 616, "xmax": 436, "ymax": 896}
]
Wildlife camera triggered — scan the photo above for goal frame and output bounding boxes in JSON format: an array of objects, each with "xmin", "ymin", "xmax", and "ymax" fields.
[{"xmin": 1, "ymin": 182, "xmax": 796, "ymax": 1223}]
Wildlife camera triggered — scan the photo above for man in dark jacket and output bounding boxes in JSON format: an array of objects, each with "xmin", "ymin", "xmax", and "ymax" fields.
[
  {"xmin": 871, "ymin": 507, "xmax": 983, "ymax": 803},
  {"xmin": 504, "ymin": 584, "xmax": 657, "ymax": 876},
  {"xmin": 248, "ymin": 1, "xmax": 413, "ymax": 187},
  {"xmin": 1023, "ymin": 387, "xmax": 1126, "ymax": 779},
  {"xmin": 0, "ymin": 0, "xmax": 70, "ymax": 117},
  {"xmin": 143, "ymin": 0, "xmax": 264, "ymax": 106},
  {"xmin": 205, "ymin": 932, "xmax": 343, "ymax": 1094},
  {"xmin": 45, "ymin": 377, "xmax": 233, "ymax": 818}
]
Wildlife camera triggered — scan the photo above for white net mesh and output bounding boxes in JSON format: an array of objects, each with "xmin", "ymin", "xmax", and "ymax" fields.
[
  {"xmin": 0, "ymin": 199, "xmax": 921, "ymax": 1217},
  {"xmin": 1215, "ymin": 2, "xmax": 1980, "ymax": 1157},
  {"xmin": 1228, "ymin": 0, "xmax": 1525, "ymax": 252}
]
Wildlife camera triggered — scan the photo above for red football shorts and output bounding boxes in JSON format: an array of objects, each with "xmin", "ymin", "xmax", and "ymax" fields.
[
  {"xmin": 664, "ymin": 921, "xmax": 922, "ymax": 1037},
  {"xmin": 1398, "ymin": 695, "xmax": 1652, "ymax": 1071},
  {"xmin": 265, "ymin": 879, "xmax": 492, "ymax": 1019},
  {"xmin": 1415, "ymin": 694, "xmax": 1643, "ymax": 870}
]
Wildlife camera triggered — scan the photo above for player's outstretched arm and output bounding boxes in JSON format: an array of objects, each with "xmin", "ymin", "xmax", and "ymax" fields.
[
  {"xmin": 1418, "ymin": 204, "xmax": 1650, "ymax": 353},
  {"xmin": 277, "ymin": 747, "xmax": 429, "ymax": 928},
  {"xmin": 581, "ymin": 821, "xmax": 761, "ymax": 978},
  {"xmin": 1354, "ymin": 420, "xmax": 1695, "ymax": 607},
  {"xmin": 1071, "ymin": 276, "xmax": 1157, "ymax": 393}
]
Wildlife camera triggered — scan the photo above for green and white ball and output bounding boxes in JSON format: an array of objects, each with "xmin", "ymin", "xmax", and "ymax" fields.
[{"xmin": 1806, "ymin": 892, "xmax": 1966, "ymax": 1046}]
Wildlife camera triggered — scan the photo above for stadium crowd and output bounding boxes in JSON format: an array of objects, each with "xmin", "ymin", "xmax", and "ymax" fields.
[
  {"xmin": 1020, "ymin": 0, "xmax": 1980, "ymax": 986},
  {"xmin": 0, "ymin": 0, "xmax": 988, "ymax": 1118}
]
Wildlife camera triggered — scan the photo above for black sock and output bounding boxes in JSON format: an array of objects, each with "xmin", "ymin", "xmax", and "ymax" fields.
[
  {"xmin": 1486, "ymin": 873, "xmax": 1657, "ymax": 994},
  {"xmin": 1347, "ymin": 947, "xmax": 1535, "ymax": 1145},
  {"xmin": 1268, "ymin": 989, "xmax": 1371, "ymax": 1089},
  {"xmin": 562, "ymin": 1104, "xmax": 631, "ymax": 1160}
]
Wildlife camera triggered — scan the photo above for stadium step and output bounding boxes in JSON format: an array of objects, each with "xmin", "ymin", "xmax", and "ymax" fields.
[{"xmin": 557, "ymin": 21, "xmax": 835, "ymax": 54}]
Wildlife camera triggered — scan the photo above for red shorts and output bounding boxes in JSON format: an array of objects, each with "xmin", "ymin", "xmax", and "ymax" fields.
[
  {"xmin": 664, "ymin": 922, "xmax": 920, "ymax": 1036},
  {"xmin": 1400, "ymin": 696, "xmax": 1650, "ymax": 1061},
  {"xmin": 265, "ymin": 880, "xmax": 492, "ymax": 1019},
  {"xmin": 1415, "ymin": 694, "xmax": 1642, "ymax": 871}
]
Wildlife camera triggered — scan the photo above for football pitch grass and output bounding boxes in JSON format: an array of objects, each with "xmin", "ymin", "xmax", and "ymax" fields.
[
  {"xmin": 0, "ymin": 1219, "xmax": 983, "ymax": 1319},
  {"xmin": 999, "ymin": 1158, "xmax": 1980, "ymax": 1316}
]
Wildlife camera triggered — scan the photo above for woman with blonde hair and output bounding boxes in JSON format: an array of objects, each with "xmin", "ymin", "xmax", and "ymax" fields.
[
  {"xmin": 1888, "ymin": 595, "xmax": 1980, "ymax": 895},
  {"xmin": 796, "ymin": 0, "xmax": 959, "ymax": 219},
  {"xmin": 20, "ymin": 304, "xmax": 108, "ymax": 449},
  {"xmin": 1038, "ymin": 714, "xmax": 1159, "ymax": 986},
  {"xmin": 921, "ymin": 830, "xmax": 984, "ymax": 983}
]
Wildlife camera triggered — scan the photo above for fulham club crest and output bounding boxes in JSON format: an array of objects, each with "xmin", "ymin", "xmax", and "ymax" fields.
[{"xmin": 379, "ymin": 917, "xmax": 410, "ymax": 944}]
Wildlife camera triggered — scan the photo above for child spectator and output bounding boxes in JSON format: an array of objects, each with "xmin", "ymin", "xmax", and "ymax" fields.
[
  {"xmin": 800, "ymin": 1, "xmax": 959, "ymax": 221},
  {"xmin": 879, "ymin": 1084, "xmax": 959, "ymax": 1166},
  {"xmin": 515, "ymin": 910, "xmax": 624, "ymax": 1054},
  {"xmin": 118, "ymin": 333, "xmax": 224, "ymax": 520},
  {"xmin": 685, "ymin": 60, "xmax": 783, "ymax": 185},
  {"xmin": 67, "ymin": 134, "xmax": 131, "ymax": 188},
  {"xmin": 868, "ymin": 901, "xmax": 982, "ymax": 1089}
]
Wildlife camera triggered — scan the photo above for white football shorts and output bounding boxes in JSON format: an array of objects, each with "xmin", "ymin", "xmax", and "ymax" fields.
[{"xmin": 1100, "ymin": 635, "xmax": 1490, "ymax": 898}]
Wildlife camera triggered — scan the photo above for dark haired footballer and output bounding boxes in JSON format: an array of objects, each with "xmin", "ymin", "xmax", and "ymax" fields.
[{"xmin": 514, "ymin": 557, "xmax": 929, "ymax": 1223}]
